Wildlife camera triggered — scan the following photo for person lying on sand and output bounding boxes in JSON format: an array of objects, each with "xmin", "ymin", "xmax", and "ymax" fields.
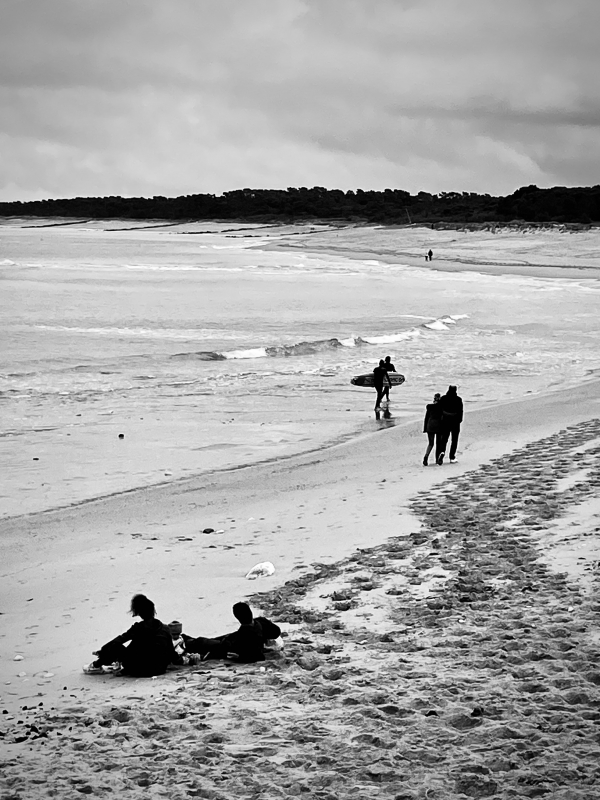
[
  {"xmin": 184, "ymin": 602, "xmax": 282, "ymax": 664},
  {"xmin": 83, "ymin": 594, "xmax": 176, "ymax": 677}
]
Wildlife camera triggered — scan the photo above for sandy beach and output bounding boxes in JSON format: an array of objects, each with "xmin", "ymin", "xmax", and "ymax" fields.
[{"xmin": 2, "ymin": 373, "xmax": 600, "ymax": 798}]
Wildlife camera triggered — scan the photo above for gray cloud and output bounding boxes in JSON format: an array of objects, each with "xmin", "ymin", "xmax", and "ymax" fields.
[{"xmin": 1, "ymin": 0, "xmax": 599, "ymax": 200}]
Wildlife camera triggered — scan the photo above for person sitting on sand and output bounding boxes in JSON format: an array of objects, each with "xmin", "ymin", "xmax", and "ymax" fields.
[
  {"xmin": 167, "ymin": 620, "xmax": 202, "ymax": 666},
  {"xmin": 185, "ymin": 602, "xmax": 282, "ymax": 664},
  {"xmin": 382, "ymin": 356, "xmax": 396, "ymax": 403},
  {"xmin": 437, "ymin": 385, "xmax": 464, "ymax": 465},
  {"xmin": 83, "ymin": 594, "xmax": 176, "ymax": 677},
  {"xmin": 422, "ymin": 392, "xmax": 443, "ymax": 466}
]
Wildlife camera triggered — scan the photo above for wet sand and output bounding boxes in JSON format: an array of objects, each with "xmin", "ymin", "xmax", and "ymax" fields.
[{"xmin": 1, "ymin": 379, "xmax": 600, "ymax": 798}]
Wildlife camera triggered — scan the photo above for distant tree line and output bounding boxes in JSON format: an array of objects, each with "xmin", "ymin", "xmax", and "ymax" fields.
[{"xmin": 1, "ymin": 184, "xmax": 599, "ymax": 225}]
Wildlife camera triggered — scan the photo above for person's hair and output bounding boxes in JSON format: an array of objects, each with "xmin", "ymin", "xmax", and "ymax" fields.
[
  {"xmin": 434, "ymin": 393, "xmax": 441, "ymax": 401},
  {"xmin": 232, "ymin": 602, "xmax": 253, "ymax": 625},
  {"xmin": 447, "ymin": 385, "xmax": 457, "ymax": 395},
  {"xmin": 130, "ymin": 594, "xmax": 156, "ymax": 620},
  {"xmin": 385, "ymin": 356, "xmax": 391, "ymax": 361},
  {"xmin": 379, "ymin": 359, "xmax": 385, "ymax": 366}
]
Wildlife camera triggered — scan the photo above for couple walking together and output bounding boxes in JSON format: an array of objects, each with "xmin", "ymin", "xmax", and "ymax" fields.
[{"xmin": 423, "ymin": 385, "xmax": 463, "ymax": 466}]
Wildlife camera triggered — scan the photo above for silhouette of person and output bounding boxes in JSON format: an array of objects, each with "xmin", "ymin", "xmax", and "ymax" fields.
[
  {"xmin": 428, "ymin": 249, "xmax": 433, "ymax": 261},
  {"xmin": 437, "ymin": 385, "xmax": 463, "ymax": 464},
  {"xmin": 373, "ymin": 359, "xmax": 390, "ymax": 413},
  {"xmin": 382, "ymin": 355, "xmax": 396, "ymax": 402},
  {"xmin": 83, "ymin": 594, "xmax": 176, "ymax": 676},
  {"xmin": 422, "ymin": 393, "xmax": 443, "ymax": 466}
]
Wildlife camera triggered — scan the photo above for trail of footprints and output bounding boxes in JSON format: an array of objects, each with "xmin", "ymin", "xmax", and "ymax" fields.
[{"xmin": 2, "ymin": 420, "xmax": 600, "ymax": 799}]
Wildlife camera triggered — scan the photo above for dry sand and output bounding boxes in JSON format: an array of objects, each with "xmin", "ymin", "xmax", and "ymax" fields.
[{"xmin": 1, "ymin": 379, "xmax": 600, "ymax": 798}]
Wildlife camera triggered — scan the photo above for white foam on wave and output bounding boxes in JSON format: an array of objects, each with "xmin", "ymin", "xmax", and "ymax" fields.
[
  {"xmin": 224, "ymin": 348, "xmax": 268, "ymax": 360},
  {"xmin": 211, "ymin": 243, "xmax": 257, "ymax": 250},
  {"xmin": 424, "ymin": 320, "xmax": 450, "ymax": 331},
  {"xmin": 361, "ymin": 329, "xmax": 421, "ymax": 345}
]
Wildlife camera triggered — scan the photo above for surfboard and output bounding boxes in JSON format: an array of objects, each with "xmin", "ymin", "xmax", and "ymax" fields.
[{"xmin": 351, "ymin": 373, "xmax": 405, "ymax": 388}]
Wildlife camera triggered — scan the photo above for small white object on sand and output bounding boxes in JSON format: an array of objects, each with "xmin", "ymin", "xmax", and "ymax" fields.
[{"xmin": 245, "ymin": 561, "xmax": 275, "ymax": 580}]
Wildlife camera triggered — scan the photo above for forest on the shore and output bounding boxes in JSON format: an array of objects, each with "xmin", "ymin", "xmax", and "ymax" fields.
[{"xmin": 1, "ymin": 184, "xmax": 599, "ymax": 225}]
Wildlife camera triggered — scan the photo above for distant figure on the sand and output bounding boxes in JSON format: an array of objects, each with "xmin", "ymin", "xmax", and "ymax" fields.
[
  {"xmin": 382, "ymin": 355, "xmax": 396, "ymax": 402},
  {"xmin": 373, "ymin": 359, "xmax": 391, "ymax": 413},
  {"xmin": 83, "ymin": 594, "xmax": 176, "ymax": 676},
  {"xmin": 428, "ymin": 249, "xmax": 433, "ymax": 261},
  {"xmin": 422, "ymin": 392, "xmax": 443, "ymax": 466},
  {"xmin": 437, "ymin": 385, "xmax": 463, "ymax": 465},
  {"xmin": 185, "ymin": 602, "xmax": 282, "ymax": 663}
]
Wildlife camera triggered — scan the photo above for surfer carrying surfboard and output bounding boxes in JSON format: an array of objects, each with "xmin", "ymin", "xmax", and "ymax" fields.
[{"xmin": 373, "ymin": 359, "xmax": 391, "ymax": 412}]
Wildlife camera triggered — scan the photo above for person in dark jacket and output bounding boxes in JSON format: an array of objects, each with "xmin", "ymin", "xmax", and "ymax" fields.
[
  {"xmin": 422, "ymin": 392, "xmax": 443, "ymax": 466},
  {"xmin": 437, "ymin": 385, "xmax": 464, "ymax": 464},
  {"xmin": 83, "ymin": 594, "xmax": 176, "ymax": 676},
  {"xmin": 185, "ymin": 602, "xmax": 282, "ymax": 664},
  {"xmin": 373, "ymin": 359, "xmax": 391, "ymax": 413}
]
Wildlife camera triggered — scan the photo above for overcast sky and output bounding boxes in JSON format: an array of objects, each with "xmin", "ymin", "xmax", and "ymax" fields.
[{"xmin": 1, "ymin": 0, "xmax": 599, "ymax": 201}]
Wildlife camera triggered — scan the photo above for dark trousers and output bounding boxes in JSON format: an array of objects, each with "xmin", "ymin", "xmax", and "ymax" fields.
[
  {"xmin": 97, "ymin": 641, "xmax": 128, "ymax": 666},
  {"xmin": 439, "ymin": 425, "xmax": 460, "ymax": 460},
  {"xmin": 374, "ymin": 386, "xmax": 386, "ymax": 410},
  {"xmin": 185, "ymin": 635, "xmax": 228, "ymax": 660},
  {"xmin": 97, "ymin": 641, "xmax": 169, "ymax": 677},
  {"xmin": 426, "ymin": 431, "xmax": 445, "ymax": 461}
]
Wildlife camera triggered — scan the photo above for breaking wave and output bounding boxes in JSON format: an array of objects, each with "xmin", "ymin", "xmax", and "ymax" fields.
[{"xmin": 171, "ymin": 315, "xmax": 467, "ymax": 361}]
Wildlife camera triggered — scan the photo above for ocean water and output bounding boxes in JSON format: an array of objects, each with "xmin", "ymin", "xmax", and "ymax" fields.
[{"xmin": 1, "ymin": 219, "xmax": 599, "ymax": 517}]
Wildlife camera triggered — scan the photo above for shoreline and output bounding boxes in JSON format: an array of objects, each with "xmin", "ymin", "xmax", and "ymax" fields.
[
  {"xmin": 261, "ymin": 233, "xmax": 600, "ymax": 281},
  {"xmin": 1, "ymin": 379, "xmax": 599, "ymax": 711},
  {"xmin": 1, "ymin": 374, "xmax": 597, "ymax": 526},
  {"xmin": 1, "ymin": 387, "xmax": 600, "ymax": 797}
]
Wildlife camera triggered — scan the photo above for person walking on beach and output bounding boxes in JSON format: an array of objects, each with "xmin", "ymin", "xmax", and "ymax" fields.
[
  {"xmin": 427, "ymin": 249, "xmax": 433, "ymax": 261},
  {"xmin": 373, "ymin": 359, "xmax": 391, "ymax": 413},
  {"xmin": 382, "ymin": 355, "xmax": 396, "ymax": 403},
  {"xmin": 83, "ymin": 594, "xmax": 176, "ymax": 676},
  {"xmin": 437, "ymin": 385, "xmax": 463, "ymax": 465},
  {"xmin": 422, "ymin": 392, "xmax": 443, "ymax": 466}
]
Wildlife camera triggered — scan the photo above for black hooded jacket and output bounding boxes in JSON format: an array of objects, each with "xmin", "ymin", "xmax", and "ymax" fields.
[{"xmin": 439, "ymin": 387, "xmax": 463, "ymax": 426}]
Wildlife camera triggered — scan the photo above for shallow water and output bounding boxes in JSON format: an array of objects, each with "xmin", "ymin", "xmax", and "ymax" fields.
[{"xmin": 1, "ymin": 220, "xmax": 599, "ymax": 517}]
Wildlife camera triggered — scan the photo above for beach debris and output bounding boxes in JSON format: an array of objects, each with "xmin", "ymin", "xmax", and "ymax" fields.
[
  {"xmin": 13, "ymin": 655, "xmax": 24, "ymax": 661},
  {"xmin": 245, "ymin": 561, "xmax": 275, "ymax": 580},
  {"xmin": 203, "ymin": 528, "xmax": 215, "ymax": 534},
  {"xmin": 118, "ymin": 433, "xmax": 124, "ymax": 439}
]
